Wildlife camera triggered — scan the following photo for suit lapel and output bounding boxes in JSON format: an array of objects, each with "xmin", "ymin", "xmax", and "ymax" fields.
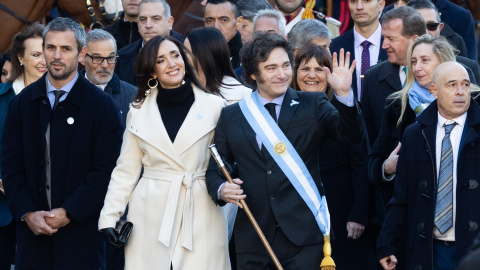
[
  {"xmin": 174, "ymin": 87, "xmax": 218, "ymax": 156},
  {"xmin": 379, "ymin": 62, "xmax": 402, "ymax": 93},
  {"xmin": 278, "ymin": 88, "xmax": 300, "ymax": 131},
  {"xmin": 241, "ymin": 113, "xmax": 263, "ymax": 158},
  {"xmin": 129, "ymin": 87, "xmax": 185, "ymax": 168},
  {"xmin": 343, "ymin": 31, "xmax": 358, "ymax": 93}
]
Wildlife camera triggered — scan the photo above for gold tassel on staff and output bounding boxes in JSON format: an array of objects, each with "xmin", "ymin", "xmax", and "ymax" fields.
[
  {"xmin": 320, "ymin": 235, "xmax": 336, "ymax": 270},
  {"xmin": 208, "ymin": 145, "xmax": 284, "ymax": 270}
]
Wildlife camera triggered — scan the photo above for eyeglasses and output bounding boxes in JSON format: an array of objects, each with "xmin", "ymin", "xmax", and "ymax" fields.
[
  {"xmin": 86, "ymin": 54, "xmax": 118, "ymax": 64},
  {"xmin": 426, "ymin": 22, "xmax": 441, "ymax": 31}
]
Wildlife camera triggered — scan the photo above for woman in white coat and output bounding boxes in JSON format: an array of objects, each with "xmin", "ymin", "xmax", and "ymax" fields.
[{"xmin": 98, "ymin": 35, "xmax": 230, "ymax": 270}]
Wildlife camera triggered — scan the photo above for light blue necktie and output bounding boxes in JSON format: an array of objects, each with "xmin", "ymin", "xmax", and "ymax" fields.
[
  {"xmin": 402, "ymin": 66, "xmax": 407, "ymax": 87},
  {"xmin": 435, "ymin": 122, "xmax": 456, "ymax": 234}
]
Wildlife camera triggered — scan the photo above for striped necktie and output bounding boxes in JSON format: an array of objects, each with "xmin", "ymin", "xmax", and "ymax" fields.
[{"xmin": 435, "ymin": 122, "xmax": 456, "ymax": 234}]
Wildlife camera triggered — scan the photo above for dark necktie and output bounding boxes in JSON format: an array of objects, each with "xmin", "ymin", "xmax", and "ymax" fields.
[
  {"xmin": 360, "ymin": 40, "xmax": 372, "ymax": 92},
  {"xmin": 435, "ymin": 122, "xmax": 456, "ymax": 234},
  {"xmin": 264, "ymin": 103, "xmax": 277, "ymax": 123},
  {"xmin": 52, "ymin": 90, "xmax": 66, "ymax": 112},
  {"xmin": 402, "ymin": 66, "xmax": 408, "ymax": 87}
]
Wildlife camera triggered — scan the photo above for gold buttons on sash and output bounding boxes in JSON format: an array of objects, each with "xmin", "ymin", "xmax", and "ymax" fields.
[{"xmin": 275, "ymin": 143, "xmax": 286, "ymax": 154}]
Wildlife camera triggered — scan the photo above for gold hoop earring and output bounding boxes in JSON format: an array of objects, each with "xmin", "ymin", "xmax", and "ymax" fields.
[{"xmin": 146, "ymin": 78, "xmax": 158, "ymax": 96}]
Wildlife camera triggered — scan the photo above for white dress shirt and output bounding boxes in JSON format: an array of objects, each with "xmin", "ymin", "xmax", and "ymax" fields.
[
  {"xmin": 399, "ymin": 65, "xmax": 407, "ymax": 87},
  {"xmin": 354, "ymin": 24, "xmax": 382, "ymax": 99},
  {"xmin": 433, "ymin": 112, "xmax": 467, "ymax": 241}
]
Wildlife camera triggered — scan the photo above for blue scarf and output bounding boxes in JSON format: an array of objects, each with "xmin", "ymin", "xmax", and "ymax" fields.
[{"xmin": 408, "ymin": 81, "xmax": 436, "ymax": 116}]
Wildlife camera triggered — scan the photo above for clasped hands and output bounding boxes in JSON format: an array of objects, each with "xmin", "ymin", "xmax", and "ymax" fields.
[
  {"xmin": 24, "ymin": 208, "xmax": 70, "ymax": 236},
  {"xmin": 220, "ymin": 178, "xmax": 246, "ymax": 208}
]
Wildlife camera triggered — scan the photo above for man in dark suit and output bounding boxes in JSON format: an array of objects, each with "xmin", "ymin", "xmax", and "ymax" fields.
[
  {"xmin": 407, "ymin": 0, "xmax": 468, "ymax": 59},
  {"xmin": 383, "ymin": 0, "xmax": 477, "ymax": 61},
  {"xmin": 1, "ymin": 18, "xmax": 123, "ymax": 269},
  {"xmin": 330, "ymin": 0, "xmax": 387, "ymax": 101},
  {"xmin": 206, "ymin": 32, "xmax": 364, "ymax": 269},
  {"xmin": 378, "ymin": 61, "xmax": 480, "ymax": 270},
  {"xmin": 204, "ymin": 0, "xmax": 243, "ymax": 69},
  {"xmin": 80, "ymin": 29, "xmax": 136, "ymax": 270},
  {"xmin": 82, "ymin": 29, "xmax": 137, "ymax": 127},
  {"xmin": 114, "ymin": 0, "xmax": 184, "ymax": 86},
  {"xmin": 361, "ymin": 6, "xmax": 426, "ymax": 146}
]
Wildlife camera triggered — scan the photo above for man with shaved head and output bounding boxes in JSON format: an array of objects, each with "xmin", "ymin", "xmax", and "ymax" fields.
[{"xmin": 377, "ymin": 62, "xmax": 480, "ymax": 270}]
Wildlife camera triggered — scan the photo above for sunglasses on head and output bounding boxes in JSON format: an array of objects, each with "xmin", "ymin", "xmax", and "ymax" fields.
[{"xmin": 426, "ymin": 22, "xmax": 441, "ymax": 31}]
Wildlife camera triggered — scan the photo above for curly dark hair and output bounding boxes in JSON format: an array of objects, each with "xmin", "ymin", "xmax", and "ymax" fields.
[
  {"xmin": 133, "ymin": 35, "xmax": 206, "ymax": 107},
  {"xmin": 240, "ymin": 32, "xmax": 294, "ymax": 87}
]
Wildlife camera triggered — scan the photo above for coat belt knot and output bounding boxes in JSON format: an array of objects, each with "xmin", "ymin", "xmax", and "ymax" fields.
[{"xmin": 143, "ymin": 168, "xmax": 206, "ymax": 251}]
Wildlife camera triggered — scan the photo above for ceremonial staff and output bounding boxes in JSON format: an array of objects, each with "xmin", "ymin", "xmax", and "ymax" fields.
[{"xmin": 208, "ymin": 144, "xmax": 284, "ymax": 270}]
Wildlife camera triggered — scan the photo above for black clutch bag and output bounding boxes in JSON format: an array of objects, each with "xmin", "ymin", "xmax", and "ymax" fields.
[{"xmin": 115, "ymin": 220, "xmax": 133, "ymax": 247}]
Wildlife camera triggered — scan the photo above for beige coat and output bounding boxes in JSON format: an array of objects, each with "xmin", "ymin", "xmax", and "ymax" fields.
[{"xmin": 98, "ymin": 85, "xmax": 230, "ymax": 270}]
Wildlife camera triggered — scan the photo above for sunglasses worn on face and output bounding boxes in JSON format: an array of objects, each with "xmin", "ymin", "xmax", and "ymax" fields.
[{"xmin": 426, "ymin": 22, "xmax": 441, "ymax": 31}]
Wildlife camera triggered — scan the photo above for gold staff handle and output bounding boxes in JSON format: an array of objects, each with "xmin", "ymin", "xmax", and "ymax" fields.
[{"xmin": 208, "ymin": 144, "xmax": 284, "ymax": 270}]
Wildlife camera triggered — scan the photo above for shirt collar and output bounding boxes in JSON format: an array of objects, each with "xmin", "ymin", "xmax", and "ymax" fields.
[
  {"xmin": 46, "ymin": 72, "xmax": 79, "ymax": 94},
  {"xmin": 437, "ymin": 111, "xmax": 467, "ymax": 129},
  {"xmin": 255, "ymin": 90, "xmax": 285, "ymax": 106},
  {"xmin": 353, "ymin": 23, "xmax": 382, "ymax": 49}
]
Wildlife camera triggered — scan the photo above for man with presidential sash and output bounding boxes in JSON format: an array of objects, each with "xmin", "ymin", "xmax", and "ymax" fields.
[{"xmin": 205, "ymin": 32, "xmax": 364, "ymax": 269}]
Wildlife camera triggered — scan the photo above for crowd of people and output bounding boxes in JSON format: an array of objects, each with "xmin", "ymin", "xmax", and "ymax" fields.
[{"xmin": 0, "ymin": 0, "xmax": 479, "ymax": 269}]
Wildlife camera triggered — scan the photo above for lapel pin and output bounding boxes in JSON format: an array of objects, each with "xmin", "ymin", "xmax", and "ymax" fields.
[
  {"xmin": 290, "ymin": 100, "xmax": 299, "ymax": 106},
  {"xmin": 196, "ymin": 114, "xmax": 203, "ymax": 119},
  {"xmin": 67, "ymin": 117, "xmax": 74, "ymax": 125}
]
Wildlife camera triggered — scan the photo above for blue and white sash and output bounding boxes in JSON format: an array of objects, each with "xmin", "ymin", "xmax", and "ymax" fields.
[{"xmin": 239, "ymin": 92, "xmax": 331, "ymax": 236}]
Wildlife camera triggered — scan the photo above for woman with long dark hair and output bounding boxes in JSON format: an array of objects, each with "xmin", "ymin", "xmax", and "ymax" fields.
[
  {"xmin": 98, "ymin": 35, "xmax": 230, "ymax": 270},
  {"xmin": 185, "ymin": 27, "xmax": 251, "ymax": 105}
]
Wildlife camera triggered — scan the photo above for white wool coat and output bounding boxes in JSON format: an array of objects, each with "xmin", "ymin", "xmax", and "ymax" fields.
[{"xmin": 99, "ymin": 85, "xmax": 230, "ymax": 270}]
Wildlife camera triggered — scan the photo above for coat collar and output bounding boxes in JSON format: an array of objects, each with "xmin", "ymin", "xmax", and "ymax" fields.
[
  {"xmin": 417, "ymin": 98, "xmax": 480, "ymax": 146},
  {"xmin": 278, "ymin": 88, "xmax": 300, "ymax": 131},
  {"xmin": 378, "ymin": 61, "xmax": 402, "ymax": 90},
  {"xmin": 0, "ymin": 82, "xmax": 12, "ymax": 96},
  {"xmin": 105, "ymin": 73, "xmax": 121, "ymax": 94},
  {"xmin": 129, "ymin": 85, "xmax": 219, "ymax": 168},
  {"xmin": 78, "ymin": 70, "xmax": 121, "ymax": 94},
  {"xmin": 29, "ymin": 72, "xmax": 91, "ymax": 108},
  {"xmin": 173, "ymin": 87, "xmax": 220, "ymax": 156}
]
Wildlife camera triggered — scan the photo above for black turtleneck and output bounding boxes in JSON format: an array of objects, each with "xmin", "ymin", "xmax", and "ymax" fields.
[{"xmin": 156, "ymin": 78, "xmax": 194, "ymax": 142}]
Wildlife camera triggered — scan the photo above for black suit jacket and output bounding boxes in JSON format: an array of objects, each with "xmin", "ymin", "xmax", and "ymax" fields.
[
  {"xmin": 102, "ymin": 12, "xmax": 141, "ymax": 50},
  {"xmin": 80, "ymin": 70, "xmax": 137, "ymax": 127},
  {"xmin": 330, "ymin": 29, "xmax": 388, "ymax": 100},
  {"xmin": 114, "ymin": 30, "xmax": 185, "ymax": 86},
  {"xmin": 456, "ymin": 55, "xmax": 480, "ymax": 84},
  {"xmin": 441, "ymin": 23, "xmax": 468, "ymax": 59},
  {"xmin": 1, "ymin": 73, "xmax": 123, "ymax": 269},
  {"xmin": 206, "ymin": 88, "xmax": 364, "ymax": 253},
  {"xmin": 361, "ymin": 61, "xmax": 402, "ymax": 146}
]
